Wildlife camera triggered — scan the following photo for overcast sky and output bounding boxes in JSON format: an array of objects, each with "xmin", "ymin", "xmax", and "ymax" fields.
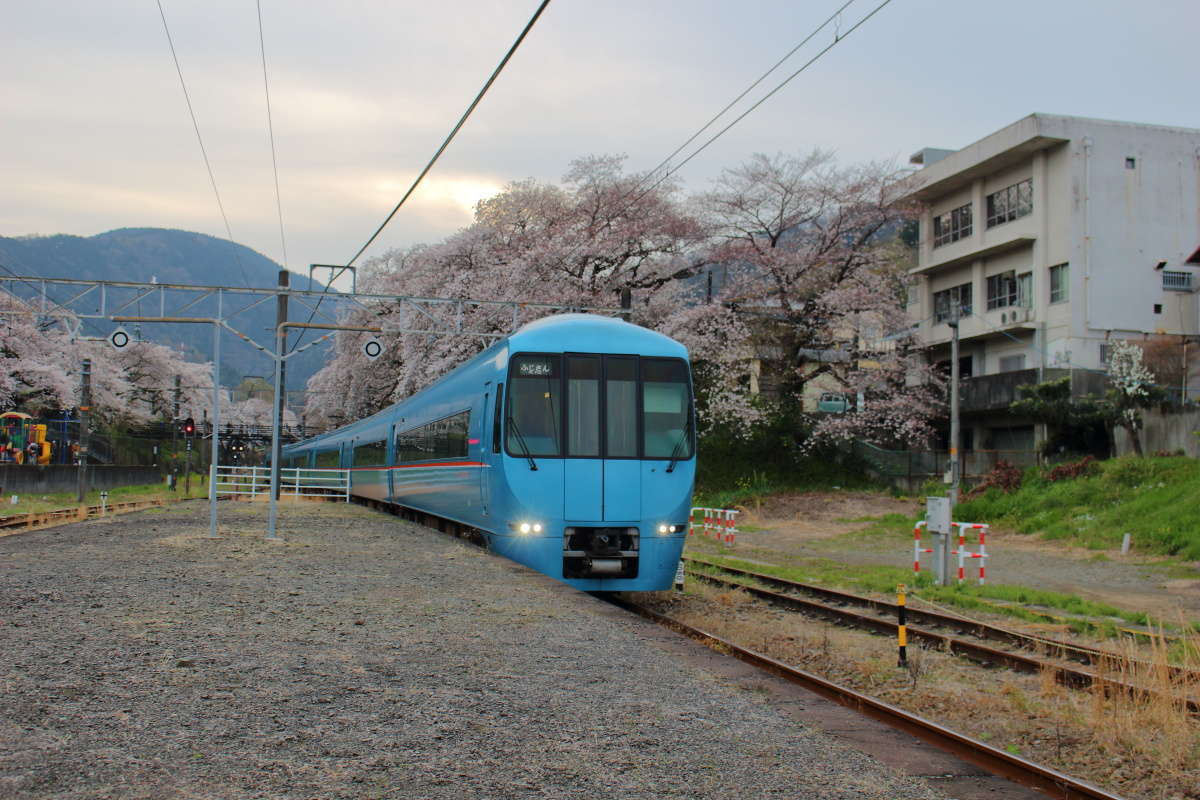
[{"xmin": 4, "ymin": 0, "xmax": 1198, "ymax": 284}]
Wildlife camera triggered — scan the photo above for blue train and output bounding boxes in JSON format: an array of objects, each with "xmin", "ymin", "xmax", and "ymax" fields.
[{"xmin": 281, "ymin": 314, "xmax": 696, "ymax": 591}]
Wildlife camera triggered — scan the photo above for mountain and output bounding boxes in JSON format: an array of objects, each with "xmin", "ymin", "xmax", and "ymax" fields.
[{"xmin": 0, "ymin": 228, "xmax": 332, "ymax": 399}]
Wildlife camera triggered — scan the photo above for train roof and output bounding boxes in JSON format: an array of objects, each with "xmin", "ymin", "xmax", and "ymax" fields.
[{"xmin": 507, "ymin": 313, "xmax": 687, "ymax": 358}]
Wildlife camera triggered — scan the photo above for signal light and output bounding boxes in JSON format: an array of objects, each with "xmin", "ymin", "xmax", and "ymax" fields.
[{"xmin": 182, "ymin": 417, "xmax": 195, "ymax": 437}]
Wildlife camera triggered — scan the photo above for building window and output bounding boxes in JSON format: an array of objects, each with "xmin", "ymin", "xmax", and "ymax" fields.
[
  {"xmin": 986, "ymin": 178, "xmax": 1033, "ymax": 228},
  {"xmin": 1125, "ymin": 157, "xmax": 1136, "ymax": 169},
  {"xmin": 1049, "ymin": 263, "xmax": 1069, "ymax": 303},
  {"xmin": 933, "ymin": 282, "xmax": 972, "ymax": 323},
  {"xmin": 986, "ymin": 271, "xmax": 1019, "ymax": 310},
  {"xmin": 998, "ymin": 354, "xmax": 1026, "ymax": 372},
  {"xmin": 1017, "ymin": 272, "xmax": 1032, "ymax": 308},
  {"xmin": 932, "ymin": 202, "xmax": 972, "ymax": 247},
  {"xmin": 1154, "ymin": 303, "xmax": 1163, "ymax": 314}
]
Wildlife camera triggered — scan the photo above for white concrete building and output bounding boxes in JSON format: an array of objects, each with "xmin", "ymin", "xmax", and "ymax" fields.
[{"xmin": 899, "ymin": 114, "xmax": 1200, "ymax": 452}]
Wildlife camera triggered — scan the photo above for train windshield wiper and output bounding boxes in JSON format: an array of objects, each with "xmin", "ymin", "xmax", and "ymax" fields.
[
  {"xmin": 665, "ymin": 412, "xmax": 693, "ymax": 473},
  {"xmin": 506, "ymin": 415, "xmax": 538, "ymax": 471}
]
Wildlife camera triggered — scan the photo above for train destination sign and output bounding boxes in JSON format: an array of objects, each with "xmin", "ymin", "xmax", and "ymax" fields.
[{"xmin": 517, "ymin": 358, "xmax": 554, "ymax": 377}]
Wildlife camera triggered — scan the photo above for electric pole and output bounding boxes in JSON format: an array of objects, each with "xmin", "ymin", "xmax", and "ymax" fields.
[
  {"xmin": 948, "ymin": 306, "xmax": 961, "ymax": 509},
  {"xmin": 273, "ymin": 270, "xmax": 288, "ymax": 499},
  {"xmin": 76, "ymin": 359, "xmax": 91, "ymax": 503}
]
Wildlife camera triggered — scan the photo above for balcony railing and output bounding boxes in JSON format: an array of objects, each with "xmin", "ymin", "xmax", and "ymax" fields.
[
  {"xmin": 1163, "ymin": 271, "xmax": 1192, "ymax": 291},
  {"xmin": 958, "ymin": 367, "xmax": 1109, "ymax": 413}
]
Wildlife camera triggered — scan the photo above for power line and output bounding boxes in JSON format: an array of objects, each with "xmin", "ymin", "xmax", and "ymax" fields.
[
  {"xmin": 628, "ymin": 0, "xmax": 895, "ymax": 209},
  {"xmin": 155, "ymin": 0, "xmax": 253, "ymax": 289},
  {"xmin": 257, "ymin": 0, "xmax": 289, "ymax": 270},
  {"xmin": 639, "ymin": 0, "xmax": 858, "ymax": 193},
  {"xmin": 535, "ymin": 0, "xmax": 892, "ymax": 292},
  {"xmin": 290, "ymin": 0, "xmax": 553, "ymax": 353}
]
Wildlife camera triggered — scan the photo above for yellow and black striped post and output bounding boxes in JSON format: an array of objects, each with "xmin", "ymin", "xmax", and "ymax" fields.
[{"xmin": 897, "ymin": 583, "xmax": 908, "ymax": 668}]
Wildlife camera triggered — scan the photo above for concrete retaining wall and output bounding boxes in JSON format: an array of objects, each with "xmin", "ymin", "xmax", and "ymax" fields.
[
  {"xmin": 0, "ymin": 465, "xmax": 164, "ymax": 495},
  {"xmin": 1113, "ymin": 409, "xmax": 1200, "ymax": 458}
]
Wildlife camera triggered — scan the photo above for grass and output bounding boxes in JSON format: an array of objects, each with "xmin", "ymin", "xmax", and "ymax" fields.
[
  {"xmin": 685, "ymin": 546, "xmax": 1160, "ymax": 636},
  {"xmin": 0, "ymin": 479, "xmax": 208, "ymax": 516},
  {"xmin": 694, "ymin": 467, "xmax": 877, "ymax": 510},
  {"xmin": 957, "ymin": 455, "xmax": 1200, "ymax": 559}
]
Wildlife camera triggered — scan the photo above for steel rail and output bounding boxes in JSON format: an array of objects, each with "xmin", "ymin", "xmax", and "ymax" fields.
[
  {"xmin": 686, "ymin": 556, "xmax": 1197, "ymax": 682},
  {"xmin": 324, "ymin": 497, "xmax": 1127, "ymax": 800},
  {"xmin": 0, "ymin": 498, "xmax": 169, "ymax": 533},
  {"xmin": 614, "ymin": 597, "xmax": 1127, "ymax": 800},
  {"xmin": 685, "ymin": 566, "xmax": 1199, "ymax": 714}
]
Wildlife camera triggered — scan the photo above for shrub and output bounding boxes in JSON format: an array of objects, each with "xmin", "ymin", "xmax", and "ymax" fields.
[
  {"xmin": 962, "ymin": 459, "xmax": 1022, "ymax": 501},
  {"xmin": 1045, "ymin": 455, "xmax": 1097, "ymax": 483}
]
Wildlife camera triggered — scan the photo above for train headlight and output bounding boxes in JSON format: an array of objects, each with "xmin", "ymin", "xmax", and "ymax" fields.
[
  {"xmin": 657, "ymin": 524, "xmax": 669, "ymax": 535},
  {"xmin": 519, "ymin": 522, "xmax": 532, "ymax": 535},
  {"xmin": 532, "ymin": 523, "xmax": 543, "ymax": 533}
]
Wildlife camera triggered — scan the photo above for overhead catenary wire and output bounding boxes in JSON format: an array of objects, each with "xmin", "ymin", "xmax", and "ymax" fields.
[
  {"xmin": 536, "ymin": 0, "xmax": 894, "ymax": 294},
  {"xmin": 155, "ymin": 0, "xmax": 253, "ymax": 289},
  {"xmin": 626, "ymin": 0, "xmax": 895, "ymax": 211},
  {"xmin": 638, "ymin": 0, "xmax": 858, "ymax": 194},
  {"xmin": 256, "ymin": 0, "xmax": 289, "ymax": 270},
  {"xmin": 289, "ymin": 0, "xmax": 553, "ymax": 354}
]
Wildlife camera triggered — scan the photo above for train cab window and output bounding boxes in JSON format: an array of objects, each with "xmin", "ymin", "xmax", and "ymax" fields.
[
  {"xmin": 353, "ymin": 440, "xmax": 386, "ymax": 466},
  {"xmin": 566, "ymin": 356, "xmax": 600, "ymax": 457},
  {"xmin": 642, "ymin": 358, "xmax": 692, "ymax": 459},
  {"xmin": 315, "ymin": 449, "xmax": 340, "ymax": 468},
  {"xmin": 605, "ymin": 356, "xmax": 638, "ymax": 457},
  {"xmin": 507, "ymin": 355, "xmax": 562, "ymax": 457}
]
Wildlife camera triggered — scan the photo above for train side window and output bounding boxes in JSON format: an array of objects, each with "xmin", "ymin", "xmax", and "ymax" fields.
[
  {"xmin": 642, "ymin": 358, "xmax": 692, "ymax": 459},
  {"xmin": 315, "ymin": 449, "xmax": 339, "ymax": 468},
  {"xmin": 605, "ymin": 356, "xmax": 638, "ymax": 457},
  {"xmin": 492, "ymin": 383, "xmax": 504, "ymax": 453},
  {"xmin": 566, "ymin": 355, "xmax": 600, "ymax": 457},
  {"xmin": 353, "ymin": 440, "xmax": 386, "ymax": 466},
  {"xmin": 444, "ymin": 411, "xmax": 469, "ymax": 458}
]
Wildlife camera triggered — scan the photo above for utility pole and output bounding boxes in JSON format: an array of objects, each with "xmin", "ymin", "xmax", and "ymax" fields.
[
  {"xmin": 76, "ymin": 359, "xmax": 91, "ymax": 503},
  {"xmin": 948, "ymin": 305, "xmax": 961, "ymax": 511},
  {"xmin": 273, "ymin": 270, "xmax": 288, "ymax": 500},
  {"xmin": 172, "ymin": 373, "xmax": 180, "ymax": 467}
]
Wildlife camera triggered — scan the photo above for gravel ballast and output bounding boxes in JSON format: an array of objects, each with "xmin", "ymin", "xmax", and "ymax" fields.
[{"xmin": 1, "ymin": 500, "xmax": 940, "ymax": 799}]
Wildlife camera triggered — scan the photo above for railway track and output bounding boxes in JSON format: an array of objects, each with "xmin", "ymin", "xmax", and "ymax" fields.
[
  {"xmin": 339, "ymin": 496, "xmax": 1136, "ymax": 800},
  {"xmin": 615, "ymin": 597, "xmax": 1125, "ymax": 800},
  {"xmin": 0, "ymin": 498, "xmax": 167, "ymax": 535},
  {"xmin": 684, "ymin": 557, "xmax": 1199, "ymax": 713}
]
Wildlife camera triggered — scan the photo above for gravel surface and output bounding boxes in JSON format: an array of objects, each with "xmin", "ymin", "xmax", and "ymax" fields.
[{"xmin": 0, "ymin": 500, "xmax": 941, "ymax": 799}]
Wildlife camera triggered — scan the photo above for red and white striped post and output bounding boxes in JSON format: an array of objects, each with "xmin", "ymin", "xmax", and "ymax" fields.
[
  {"xmin": 949, "ymin": 522, "xmax": 990, "ymax": 585},
  {"xmin": 912, "ymin": 521, "xmax": 932, "ymax": 575}
]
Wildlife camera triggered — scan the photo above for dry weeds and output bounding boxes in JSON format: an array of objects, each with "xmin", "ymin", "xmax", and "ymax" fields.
[{"xmin": 651, "ymin": 581, "xmax": 1200, "ymax": 800}]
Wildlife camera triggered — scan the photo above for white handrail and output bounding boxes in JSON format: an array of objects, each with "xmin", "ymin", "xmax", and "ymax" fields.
[{"xmin": 214, "ymin": 465, "xmax": 351, "ymax": 501}]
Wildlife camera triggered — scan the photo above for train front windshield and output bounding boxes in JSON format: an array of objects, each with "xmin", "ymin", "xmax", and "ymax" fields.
[{"xmin": 506, "ymin": 354, "xmax": 693, "ymax": 460}]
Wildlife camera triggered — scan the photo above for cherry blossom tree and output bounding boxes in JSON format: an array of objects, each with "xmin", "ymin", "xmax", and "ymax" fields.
[
  {"xmin": 0, "ymin": 294, "xmax": 74, "ymax": 412},
  {"xmin": 305, "ymin": 156, "xmax": 708, "ymax": 421},
  {"xmin": 0, "ymin": 289, "xmax": 214, "ymax": 423},
  {"xmin": 696, "ymin": 150, "xmax": 942, "ymax": 448},
  {"xmin": 304, "ymin": 151, "xmax": 939, "ymax": 453},
  {"xmin": 222, "ymin": 396, "xmax": 297, "ymax": 428}
]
